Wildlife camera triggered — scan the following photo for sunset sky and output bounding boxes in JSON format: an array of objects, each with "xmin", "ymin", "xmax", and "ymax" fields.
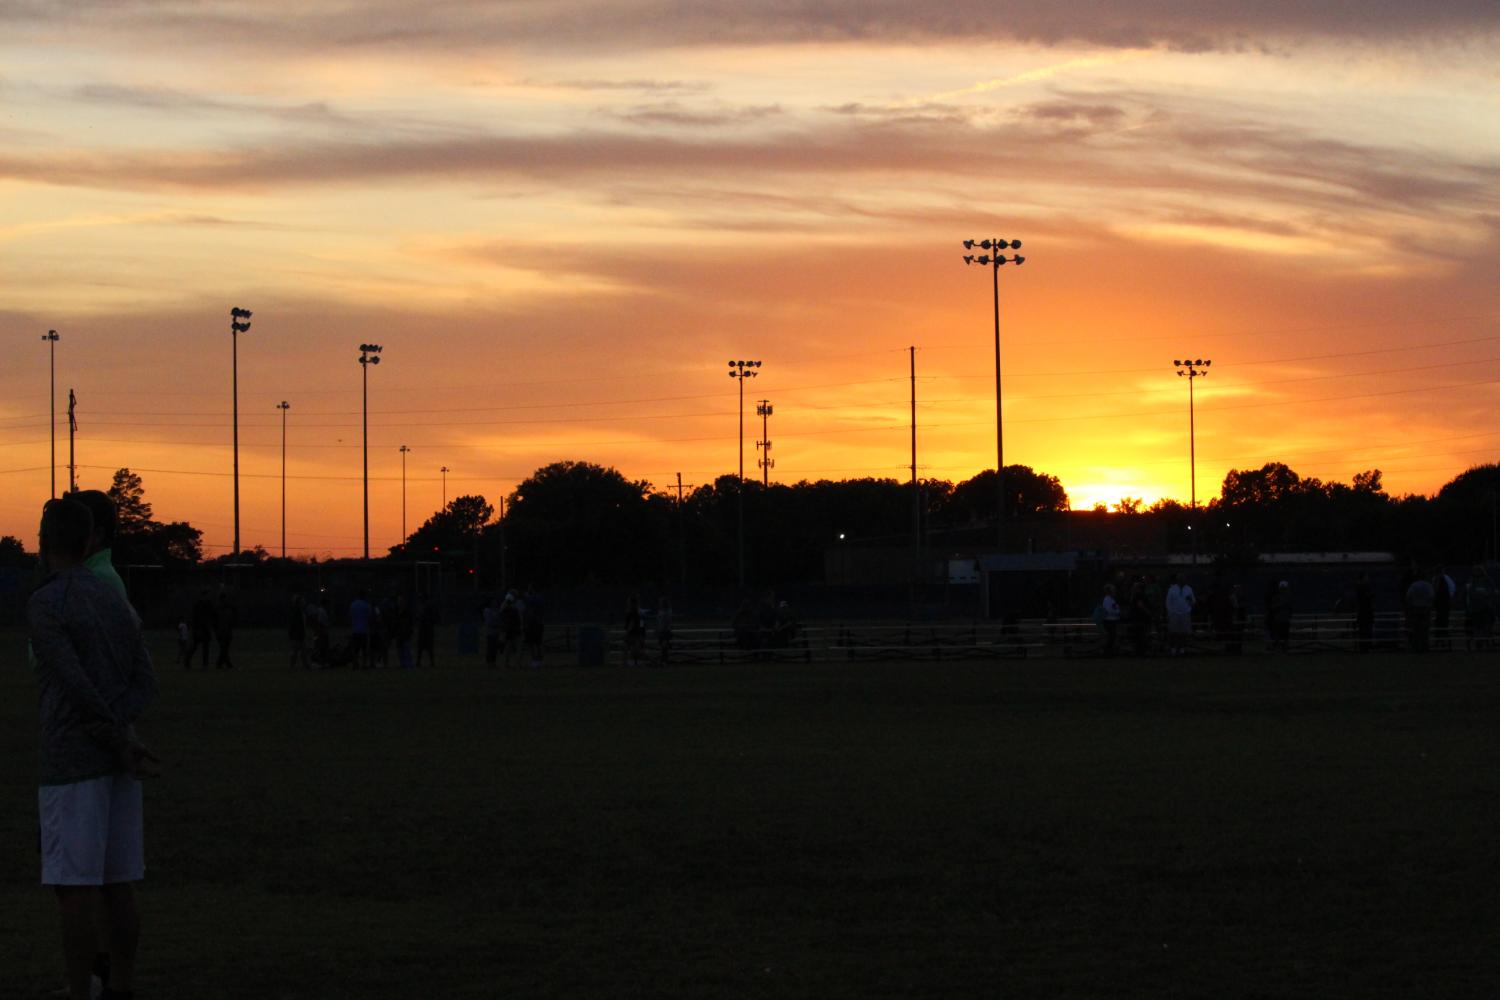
[{"xmin": 3, "ymin": 2, "xmax": 1500, "ymax": 557}]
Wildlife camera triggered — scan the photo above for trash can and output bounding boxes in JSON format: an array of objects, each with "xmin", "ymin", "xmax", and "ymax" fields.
[{"xmin": 577, "ymin": 625, "xmax": 606, "ymax": 667}]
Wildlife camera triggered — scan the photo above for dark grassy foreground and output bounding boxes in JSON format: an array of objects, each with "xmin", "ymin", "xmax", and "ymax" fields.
[{"xmin": 3, "ymin": 632, "xmax": 1498, "ymax": 999}]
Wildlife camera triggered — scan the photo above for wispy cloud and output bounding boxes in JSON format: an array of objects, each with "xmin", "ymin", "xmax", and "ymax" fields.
[{"xmin": 6, "ymin": 2, "xmax": 1499, "ymax": 53}]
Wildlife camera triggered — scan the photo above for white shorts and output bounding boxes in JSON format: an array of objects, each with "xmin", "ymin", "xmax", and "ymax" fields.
[
  {"xmin": 39, "ymin": 774, "xmax": 145, "ymax": 886},
  {"xmin": 1168, "ymin": 611, "xmax": 1193, "ymax": 636}
]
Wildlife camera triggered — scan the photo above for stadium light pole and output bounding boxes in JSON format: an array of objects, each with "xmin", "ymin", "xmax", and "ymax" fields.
[
  {"xmin": 1175, "ymin": 358, "xmax": 1211, "ymax": 566},
  {"xmin": 728, "ymin": 360, "xmax": 760, "ymax": 588},
  {"xmin": 961, "ymin": 238, "xmax": 1024, "ymax": 552},
  {"xmin": 277, "ymin": 401, "xmax": 290, "ymax": 559},
  {"xmin": 230, "ymin": 307, "xmax": 253, "ymax": 554},
  {"xmin": 399, "ymin": 445, "xmax": 411, "ymax": 549},
  {"xmin": 1173, "ymin": 359, "xmax": 1211, "ymax": 509},
  {"xmin": 42, "ymin": 329, "xmax": 59, "ymax": 498},
  {"xmin": 358, "ymin": 343, "xmax": 382, "ymax": 560},
  {"xmin": 440, "ymin": 465, "xmax": 449, "ymax": 508}
]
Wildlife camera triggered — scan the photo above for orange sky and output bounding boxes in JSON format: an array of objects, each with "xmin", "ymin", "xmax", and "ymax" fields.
[{"xmin": 3, "ymin": 3, "xmax": 1500, "ymax": 557}]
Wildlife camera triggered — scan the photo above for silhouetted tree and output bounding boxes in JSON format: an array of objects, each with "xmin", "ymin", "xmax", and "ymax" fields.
[
  {"xmin": 0, "ymin": 534, "xmax": 30, "ymax": 569},
  {"xmin": 940, "ymin": 465, "xmax": 1069, "ymax": 525},
  {"xmin": 105, "ymin": 468, "xmax": 203, "ymax": 564},
  {"xmin": 398, "ymin": 494, "xmax": 495, "ymax": 562},
  {"xmin": 499, "ymin": 462, "xmax": 671, "ymax": 586}
]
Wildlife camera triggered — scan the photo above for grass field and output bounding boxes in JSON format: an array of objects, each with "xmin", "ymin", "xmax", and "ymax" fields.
[{"xmin": 3, "ymin": 630, "xmax": 1498, "ymax": 999}]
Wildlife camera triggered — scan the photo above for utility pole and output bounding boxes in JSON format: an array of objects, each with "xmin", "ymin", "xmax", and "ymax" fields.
[
  {"xmin": 910, "ymin": 346, "xmax": 920, "ymax": 588},
  {"xmin": 358, "ymin": 343, "xmax": 382, "ymax": 560},
  {"xmin": 756, "ymin": 400, "xmax": 774, "ymax": 487},
  {"xmin": 961, "ymin": 238, "xmax": 1024, "ymax": 552},
  {"xmin": 277, "ymin": 401, "xmax": 290, "ymax": 559},
  {"xmin": 399, "ymin": 445, "xmax": 411, "ymax": 548},
  {"xmin": 440, "ymin": 465, "xmax": 449, "ymax": 508},
  {"xmin": 676, "ymin": 471, "xmax": 687, "ymax": 586},
  {"xmin": 67, "ymin": 389, "xmax": 77, "ymax": 493},
  {"xmin": 498, "ymin": 494, "xmax": 507, "ymax": 595},
  {"xmin": 230, "ymin": 307, "xmax": 252, "ymax": 554},
  {"xmin": 42, "ymin": 330, "xmax": 58, "ymax": 498},
  {"xmin": 728, "ymin": 360, "xmax": 760, "ymax": 588}
]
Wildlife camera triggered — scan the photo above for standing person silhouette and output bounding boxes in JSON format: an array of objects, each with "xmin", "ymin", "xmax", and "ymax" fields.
[
  {"xmin": 214, "ymin": 591, "xmax": 237, "ymax": 669},
  {"xmin": 29, "ymin": 497, "xmax": 159, "ymax": 1000}
]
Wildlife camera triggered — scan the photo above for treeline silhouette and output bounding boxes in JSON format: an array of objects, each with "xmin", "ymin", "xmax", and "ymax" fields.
[{"xmin": 5, "ymin": 461, "xmax": 1494, "ymax": 587}]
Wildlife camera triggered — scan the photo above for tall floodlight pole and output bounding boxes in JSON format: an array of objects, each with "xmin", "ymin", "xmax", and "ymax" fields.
[
  {"xmin": 230, "ymin": 307, "xmax": 253, "ymax": 554},
  {"xmin": 42, "ymin": 330, "xmax": 59, "ymax": 498},
  {"xmin": 277, "ymin": 401, "xmax": 290, "ymax": 559},
  {"xmin": 756, "ymin": 400, "xmax": 774, "ymax": 487},
  {"xmin": 358, "ymin": 343, "xmax": 382, "ymax": 560},
  {"xmin": 399, "ymin": 445, "xmax": 411, "ymax": 548},
  {"xmin": 1173, "ymin": 359, "xmax": 1211, "ymax": 508},
  {"xmin": 728, "ymin": 360, "xmax": 761, "ymax": 587},
  {"xmin": 1174, "ymin": 358, "xmax": 1211, "ymax": 565},
  {"xmin": 440, "ymin": 465, "xmax": 449, "ymax": 508},
  {"xmin": 961, "ymin": 238, "xmax": 1024, "ymax": 551}
]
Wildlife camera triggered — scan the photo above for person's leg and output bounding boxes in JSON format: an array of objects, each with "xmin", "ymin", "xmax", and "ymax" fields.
[
  {"xmin": 55, "ymin": 886, "xmax": 101, "ymax": 1000},
  {"xmin": 101, "ymin": 883, "xmax": 140, "ymax": 993}
]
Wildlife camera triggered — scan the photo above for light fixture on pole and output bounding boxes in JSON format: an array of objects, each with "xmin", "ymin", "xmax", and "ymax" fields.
[
  {"xmin": 399, "ymin": 445, "xmax": 411, "ymax": 548},
  {"xmin": 728, "ymin": 360, "xmax": 761, "ymax": 587},
  {"xmin": 961, "ymin": 238, "xmax": 1024, "ymax": 552},
  {"xmin": 1173, "ymin": 358, "xmax": 1211, "ymax": 509},
  {"xmin": 358, "ymin": 343, "xmax": 382, "ymax": 560},
  {"xmin": 42, "ymin": 330, "xmax": 59, "ymax": 498},
  {"xmin": 277, "ymin": 401, "xmax": 290, "ymax": 559},
  {"xmin": 230, "ymin": 307, "xmax": 253, "ymax": 554},
  {"xmin": 440, "ymin": 465, "xmax": 449, "ymax": 508}
]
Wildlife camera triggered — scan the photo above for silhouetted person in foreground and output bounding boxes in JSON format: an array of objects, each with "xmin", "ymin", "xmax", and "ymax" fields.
[
  {"xmin": 1406, "ymin": 574, "xmax": 1435, "ymax": 652},
  {"xmin": 187, "ymin": 589, "xmax": 216, "ymax": 669},
  {"xmin": 1268, "ymin": 581, "xmax": 1292, "ymax": 651},
  {"xmin": 1433, "ymin": 567, "xmax": 1454, "ymax": 649},
  {"xmin": 29, "ymin": 497, "xmax": 159, "ymax": 1000},
  {"xmin": 1099, "ymin": 583, "xmax": 1121, "ymax": 656},
  {"xmin": 1165, "ymin": 573, "xmax": 1195, "ymax": 656},
  {"xmin": 214, "ymin": 591, "xmax": 237, "ymax": 669},
  {"xmin": 393, "ymin": 594, "xmax": 414, "ymax": 669},
  {"xmin": 416, "ymin": 597, "xmax": 437, "ymax": 669},
  {"xmin": 623, "ymin": 593, "xmax": 646, "ymax": 667},
  {"xmin": 349, "ymin": 590, "xmax": 373, "ymax": 669}
]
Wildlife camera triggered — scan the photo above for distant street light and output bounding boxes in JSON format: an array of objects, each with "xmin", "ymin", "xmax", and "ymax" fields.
[
  {"xmin": 399, "ymin": 445, "xmax": 411, "ymax": 548},
  {"xmin": 962, "ymin": 238, "xmax": 1024, "ymax": 551},
  {"xmin": 230, "ymin": 307, "xmax": 253, "ymax": 554},
  {"xmin": 728, "ymin": 360, "xmax": 761, "ymax": 587},
  {"xmin": 1173, "ymin": 358, "xmax": 1211, "ymax": 508},
  {"xmin": 277, "ymin": 401, "xmax": 290, "ymax": 559},
  {"xmin": 41, "ymin": 330, "xmax": 58, "ymax": 498},
  {"xmin": 358, "ymin": 343, "xmax": 382, "ymax": 560}
]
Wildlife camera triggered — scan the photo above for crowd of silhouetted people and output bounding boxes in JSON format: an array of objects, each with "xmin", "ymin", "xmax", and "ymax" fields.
[{"xmin": 1095, "ymin": 563, "xmax": 1496, "ymax": 655}]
